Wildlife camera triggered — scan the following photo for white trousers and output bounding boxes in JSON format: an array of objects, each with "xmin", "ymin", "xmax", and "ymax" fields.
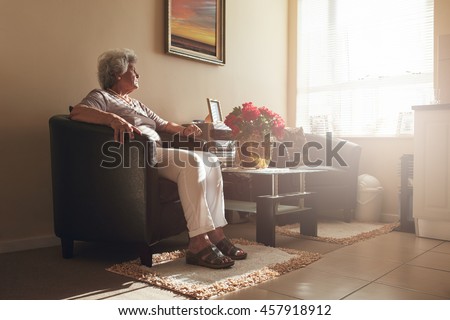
[{"xmin": 155, "ymin": 147, "xmax": 228, "ymax": 238}]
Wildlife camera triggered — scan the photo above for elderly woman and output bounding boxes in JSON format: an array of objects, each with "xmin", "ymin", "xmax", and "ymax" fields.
[{"xmin": 70, "ymin": 48, "xmax": 246, "ymax": 269}]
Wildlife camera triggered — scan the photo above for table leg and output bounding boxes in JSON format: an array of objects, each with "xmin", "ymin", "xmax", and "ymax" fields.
[
  {"xmin": 300, "ymin": 193, "xmax": 318, "ymax": 236},
  {"xmin": 256, "ymin": 196, "xmax": 278, "ymax": 246}
]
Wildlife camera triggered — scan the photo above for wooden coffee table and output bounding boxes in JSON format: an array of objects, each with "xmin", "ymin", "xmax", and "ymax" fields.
[{"xmin": 222, "ymin": 167, "xmax": 323, "ymax": 247}]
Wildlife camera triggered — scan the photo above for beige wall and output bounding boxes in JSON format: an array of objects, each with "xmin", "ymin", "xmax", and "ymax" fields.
[{"xmin": 0, "ymin": 0, "xmax": 288, "ymax": 249}]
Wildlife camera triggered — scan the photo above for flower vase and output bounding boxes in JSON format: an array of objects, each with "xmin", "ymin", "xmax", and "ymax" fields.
[{"xmin": 236, "ymin": 133, "xmax": 271, "ymax": 169}]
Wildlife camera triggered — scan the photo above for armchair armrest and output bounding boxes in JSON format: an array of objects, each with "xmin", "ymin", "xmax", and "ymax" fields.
[{"xmin": 158, "ymin": 131, "xmax": 205, "ymax": 151}]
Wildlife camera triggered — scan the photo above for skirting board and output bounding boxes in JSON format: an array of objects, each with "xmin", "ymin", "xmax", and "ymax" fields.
[
  {"xmin": 415, "ymin": 219, "xmax": 450, "ymax": 241},
  {"xmin": 0, "ymin": 235, "xmax": 60, "ymax": 254}
]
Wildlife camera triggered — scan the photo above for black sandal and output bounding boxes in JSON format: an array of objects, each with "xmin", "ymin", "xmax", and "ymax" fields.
[
  {"xmin": 215, "ymin": 238, "xmax": 248, "ymax": 260},
  {"xmin": 186, "ymin": 244, "xmax": 235, "ymax": 269}
]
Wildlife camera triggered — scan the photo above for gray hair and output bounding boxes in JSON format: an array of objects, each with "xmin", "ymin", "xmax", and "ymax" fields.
[{"xmin": 97, "ymin": 48, "xmax": 137, "ymax": 89}]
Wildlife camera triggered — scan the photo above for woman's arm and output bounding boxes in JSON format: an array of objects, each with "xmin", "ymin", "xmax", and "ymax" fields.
[
  {"xmin": 70, "ymin": 104, "xmax": 142, "ymax": 143},
  {"xmin": 163, "ymin": 121, "xmax": 202, "ymax": 137},
  {"xmin": 139, "ymin": 101, "xmax": 201, "ymax": 137}
]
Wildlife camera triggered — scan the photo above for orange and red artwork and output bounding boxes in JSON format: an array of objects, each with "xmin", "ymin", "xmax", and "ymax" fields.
[{"xmin": 167, "ymin": 0, "xmax": 225, "ymax": 65}]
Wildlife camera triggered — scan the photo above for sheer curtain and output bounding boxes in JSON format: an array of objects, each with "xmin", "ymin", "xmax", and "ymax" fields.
[{"xmin": 296, "ymin": 0, "xmax": 434, "ymax": 136}]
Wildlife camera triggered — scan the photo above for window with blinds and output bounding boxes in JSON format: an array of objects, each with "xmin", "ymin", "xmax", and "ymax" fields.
[{"xmin": 296, "ymin": 0, "xmax": 434, "ymax": 136}]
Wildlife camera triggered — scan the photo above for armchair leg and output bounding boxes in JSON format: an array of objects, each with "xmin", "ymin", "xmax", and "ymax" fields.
[
  {"xmin": 138, "ymin": 244, "xmax": 153, "ymax": 267},
  {"xmin": 61, "ymin": 238, "xmax": 74, "ymax": 259}
]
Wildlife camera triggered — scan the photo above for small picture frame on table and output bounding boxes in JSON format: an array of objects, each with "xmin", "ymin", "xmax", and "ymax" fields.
[{"xmin": 207, "ymin": 98, "xmax": 223, "ymax": 123}]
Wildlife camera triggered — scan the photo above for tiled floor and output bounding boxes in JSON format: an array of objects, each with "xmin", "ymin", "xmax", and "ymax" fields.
[
  {"xmin": 215, "ymin": 222, "xmax": 450, "ymax": 300},
  {"xmin": 1, "ymin": 220, "xmax": 449, "ymax": 300}
]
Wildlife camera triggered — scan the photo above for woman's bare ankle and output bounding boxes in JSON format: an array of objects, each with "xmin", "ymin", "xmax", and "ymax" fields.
[
  {"xmin": 188, "ymin": 234, "xmax": 211, "ymax": 254},
  {"xmin": 207, "ymin": 227, "xmax": 226, "ymax": 244}
]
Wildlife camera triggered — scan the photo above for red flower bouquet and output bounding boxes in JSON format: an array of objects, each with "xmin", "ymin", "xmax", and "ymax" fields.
[{"xmin": 224, "ymin": 102, "xmax": 285, "ymax": 140}]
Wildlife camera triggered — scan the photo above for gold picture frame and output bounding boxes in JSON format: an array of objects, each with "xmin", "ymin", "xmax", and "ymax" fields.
[{"xmin": 165, "ymin": 0, "xmax": 225, "ymax": 65}]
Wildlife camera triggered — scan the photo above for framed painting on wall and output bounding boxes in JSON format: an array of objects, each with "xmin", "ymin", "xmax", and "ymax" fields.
[{"xmin": 165, "ymin": 0, "xmax": 225, "ymax": 65}]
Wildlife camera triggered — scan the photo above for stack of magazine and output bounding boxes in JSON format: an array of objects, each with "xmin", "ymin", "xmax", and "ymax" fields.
[{"xmin": 204, "ymin": 140, "xmax": 236, "ymax": 168}]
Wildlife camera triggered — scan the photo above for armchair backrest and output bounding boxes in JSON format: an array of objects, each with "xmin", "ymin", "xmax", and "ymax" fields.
[{"xmin": 304, "ymin": 133, "xmax": 362, "ymax": 171}]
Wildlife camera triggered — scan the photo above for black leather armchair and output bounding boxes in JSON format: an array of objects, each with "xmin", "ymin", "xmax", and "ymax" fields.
[{"xmin": 49, "ymin": 115, "xmax": 187, "ymax": 267}]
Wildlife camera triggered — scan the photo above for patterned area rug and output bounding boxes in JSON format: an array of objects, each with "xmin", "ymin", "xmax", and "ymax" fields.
[
  {"xmin": 276, "ymin": 219, "xmax": 400, "ymax": 245},
  {"xmin": 107, "ymin": 239, "xmax": 321, "ymax": 300}
]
